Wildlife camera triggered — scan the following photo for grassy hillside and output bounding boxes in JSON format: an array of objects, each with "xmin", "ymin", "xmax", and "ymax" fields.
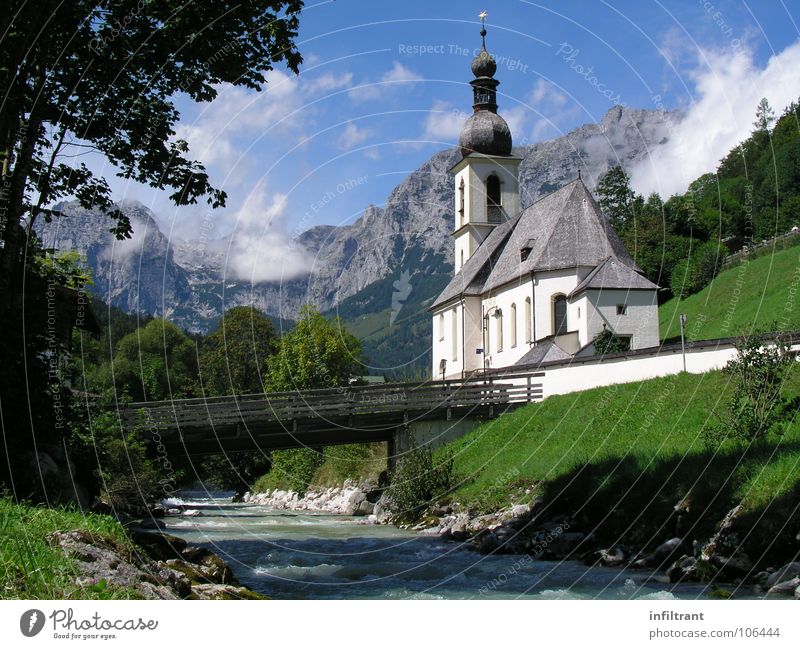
[
  {"xmin": 438, "ymin": 367, "xmax": 800, "ymax": 559},
  {"xmin": 659, "ymin": 240, "xmax": 800, "ymax": 341}
]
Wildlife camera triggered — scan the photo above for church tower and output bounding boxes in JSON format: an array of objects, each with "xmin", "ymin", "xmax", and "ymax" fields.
[{"xmin": 451, "ymin": 20, "xmax": 521, "ymax": 273}]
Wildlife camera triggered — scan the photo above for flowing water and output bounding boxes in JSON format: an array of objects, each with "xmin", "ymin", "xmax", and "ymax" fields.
[{"xmin": 159, "ymin": 491, "xmax": 732, "ymax": 600}]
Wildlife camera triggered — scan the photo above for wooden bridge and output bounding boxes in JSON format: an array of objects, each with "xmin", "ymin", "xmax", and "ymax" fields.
[{"xmin": 120, "ymin": 373, "xmax": 543, "ymax": 458}]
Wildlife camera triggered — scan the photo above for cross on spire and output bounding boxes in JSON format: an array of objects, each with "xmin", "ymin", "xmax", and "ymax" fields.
[{"xmin": 479, "ymin": 11, "xmax": 488, "ymax": 50}]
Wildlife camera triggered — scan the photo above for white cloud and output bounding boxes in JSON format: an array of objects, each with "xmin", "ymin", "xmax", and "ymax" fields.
[
  {"xmin": 530, "ymin": 78, "xmax": 567, "ymax": 108},
  {"xmin": 175, "ymin": 70, "xmax": 304, "ymax": 171},
  {"xmin": 225, "ymin": 183, "xmax": 311, "ymax": 283},
  {"xmin": 337, "ymin": 122, "xmax": 372, "ymax": 150},
  {"xmin": 303, "ymin": 71, "xmax": 354, "ymax": 95},
  {"xmin": 422, "ymin": 100, "xmax": 469, "ymax": 143},
  {"xmin": 175, "ymin": 69, "xmax": 354, "ymax": 172},
  {"xmin": 631, "ymin": 41, "xmax": 800, "ymax": 197},
  {"xmin": 349, "ymin": 62, "xmax": 422, "ymax": 101}
]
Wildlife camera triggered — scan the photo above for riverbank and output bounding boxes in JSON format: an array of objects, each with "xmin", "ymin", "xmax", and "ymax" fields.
[
  {"xmin": 0, "ymin": 496, "xmax": 264, "ymax": 600},
  {"xmin": 425, "ymin": 368, "xmax": 800, "ymax": 598},
  {"xmin": 244, "ymin": 367, "xmax": 800, "ymax": 599}
]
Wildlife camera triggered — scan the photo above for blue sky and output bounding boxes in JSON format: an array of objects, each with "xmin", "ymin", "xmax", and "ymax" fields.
[{"xmin": 99, "ymin": 0, "xmax": 800, "ymax": 282}]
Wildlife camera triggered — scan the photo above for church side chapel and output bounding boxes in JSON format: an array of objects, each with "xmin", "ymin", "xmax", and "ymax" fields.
[{"xmin": 430, "ymin": 22, "xmax": 660, "ymax": 379}]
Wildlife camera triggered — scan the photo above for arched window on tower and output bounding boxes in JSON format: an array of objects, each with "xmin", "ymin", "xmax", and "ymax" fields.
[
  {"xmin": 553, "ymin": 295, "xmax": 568, "ymax": 336},
  {"xmin": 510, "ymin": 303, "xmax": 517, "ymax": 348},
  {"xmin": 525, "ymin": 297, "xmax": 532, "ymax": 343},
  {"xmin": 458, "ymin": 178, "xmax": 465, "ymax": 226},
  {"xmin": 486, "ymin": 174, "xmax": 502, "ymax": 223},
  {"xmin": 438, "ymin": 313, "xmax": 444, "ymax": 341},
  {"xmin": 460, "ymin": 249, "xmax": 464, "ymax": 270}
]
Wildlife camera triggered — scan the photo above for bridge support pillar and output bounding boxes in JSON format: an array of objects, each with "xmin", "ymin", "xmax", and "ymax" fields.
[{"xmin": 392, "ymin": 418, "xmax": 483, "ymax": 457}]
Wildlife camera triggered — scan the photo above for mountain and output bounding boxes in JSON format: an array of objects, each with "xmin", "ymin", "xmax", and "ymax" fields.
[{"xmin": 37, "ymin": 106, "xmax": 678, "ymax": 376}]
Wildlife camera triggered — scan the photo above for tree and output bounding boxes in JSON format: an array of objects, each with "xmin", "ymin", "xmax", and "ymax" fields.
[
  {"xmin": 385, "ymin": 433, "xmax": 454, "ymax": 524},
  {"xmin": 264, "ymin": 305, "xmax": 364, "ymax": 392},
  {"xmin": 257, "ymin": 306, "xmax": 363, "ymax": 496},
  {"xmin": 106, "ymin": 319, "xmax": 199, "ymax": 402},
  {"xmin": 0, "ymin": 1, "xmax": 303, "ymax": 303},
  {"xmin": 596, "ymin": 165, "xmax": 634, "ymax": 231},
  {"xmin": 0, "ymin": 0, "xmax": 304, "ymax": 496},
  {"xmin": 199, "ymin": 306, "xmax": 279, "ymax": 396},
  {"xmin": 753, "ymin": 97, "xmax": 776, "ymax": 134}
]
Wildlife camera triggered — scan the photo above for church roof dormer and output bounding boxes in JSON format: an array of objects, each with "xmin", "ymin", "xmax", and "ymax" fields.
[{"xmin": 459, "ymin": 13, "xmax": 512, "ymax": 158}]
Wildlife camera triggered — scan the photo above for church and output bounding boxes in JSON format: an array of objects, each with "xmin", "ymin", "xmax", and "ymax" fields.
[{"xmin": 430, "ymin": 26, "xmax": 660, "ymax": 379}]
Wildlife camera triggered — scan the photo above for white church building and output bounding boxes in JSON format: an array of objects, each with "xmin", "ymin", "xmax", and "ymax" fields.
[{"xmin": 430, "ymin": 27, "xmax": 660, "ymax": 379}]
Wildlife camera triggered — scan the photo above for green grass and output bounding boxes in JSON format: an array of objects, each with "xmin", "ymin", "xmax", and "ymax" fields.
[
  {"xmin": 438, "ymin": 367, "xmax": 800, "ymax": 562},
  {"xmin": 660, "ymin": 242, "xmax": 800, "ymax": 341},
  {"xmin": 0, "ymin": 496, "xmax": 141, "ymax": 599}
]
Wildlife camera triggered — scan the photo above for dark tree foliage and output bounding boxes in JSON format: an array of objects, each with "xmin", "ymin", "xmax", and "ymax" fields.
[
  {"xmin": 596, "ymin": 165, "xmax": 634, "ymax": 231},
  {"xmin": 0, "ymin": 1, "xmax": 304, "ymax": 497},
  {"xmin": 199, "ymin": 306, "xmax": 278, "ymax": 396},
  {"xmin": 597, "ymin": 97, "xmax": 800, "ymax": 303}
]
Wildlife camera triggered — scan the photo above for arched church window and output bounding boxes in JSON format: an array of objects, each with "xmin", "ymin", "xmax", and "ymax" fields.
[
  {"xmin": 525, "ymin": 297, "xmax": 532, "ymax": 343},
  {"xmin": 438, "ymin": 313, "xmax": 445, "ymax": 341},
  {"xmin": 451, "ymin": 307, "xmax": 458, "ymax": 361},
  {"xmin": 553, "ymin": 295, "xmax": 568, "ymax": 336},
  {"xmin": 496, "ymin": 309, "xmax": 503, "ymax": 352},
  {"xmin": 510, "ymin": 303, "xmax": 517, "ymax": 348},
  {"xmin": 486, "ymin": 174, "xmax": 502, "ymax": 223}
]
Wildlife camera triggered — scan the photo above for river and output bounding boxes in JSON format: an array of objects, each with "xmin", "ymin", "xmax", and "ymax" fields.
[{"xmin": 160, "ymin": 491, "xmax": 728, "ymax": 600}]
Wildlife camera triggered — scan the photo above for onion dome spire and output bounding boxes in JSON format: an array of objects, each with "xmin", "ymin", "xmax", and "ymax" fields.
[{"xmin": 458, "ymin": 12, "xmax": 512, "ymax": 157}]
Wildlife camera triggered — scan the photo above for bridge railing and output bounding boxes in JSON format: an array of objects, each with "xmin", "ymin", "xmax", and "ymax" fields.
[{"xmin": 121, "ymin": 373, "xmax": 544, "ymax": 436}]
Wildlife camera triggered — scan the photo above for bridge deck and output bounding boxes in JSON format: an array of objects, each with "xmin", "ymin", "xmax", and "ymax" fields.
[{"xmin": 120, "ymin": 373, "xmax": 543, "ymax": 456}]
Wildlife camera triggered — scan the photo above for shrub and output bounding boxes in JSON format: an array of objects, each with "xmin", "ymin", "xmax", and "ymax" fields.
[
  {"xmin": 704, "ymin": 331, "xmax": 796, "ymax": 446},
  {"xmin": 593, "ymin": 328, "xmax": 631, "ymax": 354},
  {"xmin": 386, "ymin": 434, "xmax": 454, "ymax": 524}
]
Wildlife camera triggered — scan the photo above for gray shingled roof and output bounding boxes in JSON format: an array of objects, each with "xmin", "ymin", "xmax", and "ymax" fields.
[
  {"xmin": 432, "ymin": 178, "xmax": 648, "ymax": 310},
  {"xmin": 568, "ymin": 256, "xmax": 658, "ymax": 297},
  {"xmin": 432, "ymin": 215, "xmax": 520, "ymax": 308},
  {"xmin": 514, "ymin": 339, "xmax": 573, "ymax": 366}
]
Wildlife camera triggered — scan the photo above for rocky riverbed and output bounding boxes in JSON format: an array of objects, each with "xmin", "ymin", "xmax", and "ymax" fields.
[
  {"xmin": 50, "ymin": 526, "xmax": 265, "ymax": 600},
  {"xmin": 245, "ymin": 482, "xmax": 800, "ymax": 599}
]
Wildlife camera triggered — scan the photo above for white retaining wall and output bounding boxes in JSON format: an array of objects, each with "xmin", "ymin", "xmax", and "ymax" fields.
[{"xmin": 494, "ymin": 339, "xmax": 800, "ymax": 400}]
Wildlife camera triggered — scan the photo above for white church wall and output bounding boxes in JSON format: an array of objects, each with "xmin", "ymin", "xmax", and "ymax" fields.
[
  {"xmin": 584, "ymin": 288, "xmax": 660, "ymax": 349},
  {"xmin": 463, "ymin": 296, "xmax": 485, "ymax": 374},
  {"xmin": 431, "ymin": 297, "xmax": 485, "ymax": 378},
  {"xmin": 482, "ymin": 280, "xmax": 536, "ymax": 369}
]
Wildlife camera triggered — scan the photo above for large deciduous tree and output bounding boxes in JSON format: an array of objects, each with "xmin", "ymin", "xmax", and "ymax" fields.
[
  {"xmin": 264, "ymin": 306, "xmax": 364, "ymax": 392},
  {"xmin": 199, "ymin": 306, "xmax": 279, "ymax": 396},
  {"xmin": 0, "ymin": 1, "xmax": 304, "ymax": 496}
]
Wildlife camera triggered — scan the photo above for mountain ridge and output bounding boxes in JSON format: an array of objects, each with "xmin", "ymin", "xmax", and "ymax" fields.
[{"xmin": 38, "ymin": 105, "xmax": 678, "ymax": 372}]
